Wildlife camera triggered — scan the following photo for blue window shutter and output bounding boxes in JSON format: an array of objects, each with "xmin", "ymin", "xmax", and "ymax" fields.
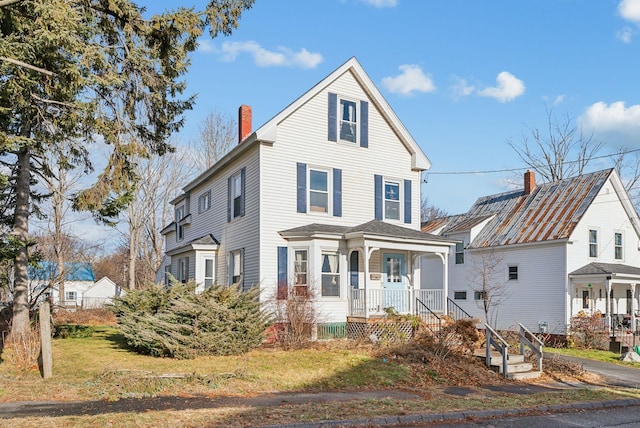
[
  {"xmin": 328, "ymin": 92, "xmax": 337, "ymax": 142},
  {"xmin": 374, "ymin": 174, "xmax": 383, "ymax": 220},
  {"xmin": 227, "ymin": 176, "xmax": 231, "ymax": 222},
  {"xmin": 404, "ymin": 179, "xmax": 412, "ymax": 224},
  {"xmin": 360, "ymin": 100, "xmax": 369, "ymax": 148},
  {"xmin": 333, "ymin": 168, "xmax": 342, "ymax": 217},
  {"xmin": 277, "ymin": 246, "xmax": 288, "ymax": 299},
  {"xmin": 297, "ymin": 162, "xmax": 307, "ymax": 213},
  {"xmin": 240, "ymin": 167, "xmax": 246, "ymax": 217}
]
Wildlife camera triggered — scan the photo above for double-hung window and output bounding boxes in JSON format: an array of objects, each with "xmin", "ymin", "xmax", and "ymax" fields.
[
  {"xmin": 294, "ymin": 250, "xmax": 308, "ymax": 287},
  {"xmin": 178, "ymin": 257, "xmax": 188, "ymax": 283},
  {"xmin": 232, "ymin": 172, "xmax": 242, "ymax": 218},
  {"xmin": 339, "ymin": 99, "xmax": 357, "ymax": 143},
  {"xmin": 384, "ymin": 181, "xmax": 400, "ymax": 220},
  {"xmin": 589, "ymin": 229, "xmax": 598, "ymax": 258},
  {"xmin": 615, "ymin": 232, "xmax": 623, "ymax": 260},
  {"xmin": 455, "ymin": 242, "xmax": 464, "ymax": 264},
  {"xmin": 164, "ymin": 265, "xmax": 171, "ymax": 287},
  {"xmin": 321, "ymin": 252, "xmax": 340, "ymax": 297},
  {"xmin": 198, "ymin": 191, "xmax": 211, "ymax": 213},
  {"xmin": 309, "ymin": 169, "xmax": 329, "ymax": 213},
  {"xmin": 65, "ymin": 291, "xmax": 77, "ymax": 302},
  {"xmin": 508, "ymin": 265, "xmax": 518, "ymax": 281},
  {"xmin": 175, "ymin": 206, "xmax": 185, "ymax": 241},
  {"xmin": 229, "ymin": 250, "xmax": 243, "ymax": 286},
  {"xmin": 203, "ymin": 258, "xmax": 214, "ymax": 288}
]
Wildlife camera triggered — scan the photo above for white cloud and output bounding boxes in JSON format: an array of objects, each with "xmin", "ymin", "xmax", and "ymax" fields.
[
  {"xmin": 197, "ymin": 39, "xmax": 216, "ymax": 53},
  {"xmin": 619, "ymin": 0, "xmax": 640, "ymax": 23},
  {"xmin": 451, "ymin": 76, "xmax": 475, "ymax": 98},
  {"xmin": 477, "ymin": 71, "xmax": 526, "ymax": 103},
  {"xmin": 381, "ymin": 64, "xmax": 436, "ymax": 96},
  {"xmin": 218, "ymin": 41, "xmax": 323, "ymax": 69},
  {"xmin": 581, "ymin": 101, "xmax": 640, "ymax": 144},
  {"xmin": 362, "ymin": 0, "xmax": 398, "ymax": 7},
  {"xmin": 617, "ymin": 26, "xmax": 634, "ymax": 43}
]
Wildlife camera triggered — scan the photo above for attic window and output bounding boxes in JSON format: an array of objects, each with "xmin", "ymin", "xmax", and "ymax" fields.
[{"xmin": 339, "ymin": 99, "xmax": 357, "ymax": 143}]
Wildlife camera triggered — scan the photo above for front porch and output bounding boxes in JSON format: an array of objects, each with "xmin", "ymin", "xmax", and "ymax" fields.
[{"xmin": 348, "ymin": 288, "xmax": 443, "ymax": 317}]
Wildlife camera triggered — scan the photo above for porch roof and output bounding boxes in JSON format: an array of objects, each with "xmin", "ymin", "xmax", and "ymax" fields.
[
  {"xmin": 279, "ymin": 220, "xmax": 456, "ymax": 245},
  {"xmin": 570, "ymin": 262, "xmax": 640, "ymax": 277},
  {"xmin": 166, "ymin": 233, "xmax": 220, "ymax": 256}
]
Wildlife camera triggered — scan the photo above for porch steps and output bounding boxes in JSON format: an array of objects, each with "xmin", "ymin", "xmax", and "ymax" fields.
[{"xmin": 473, "ymin": 350, "xmax": 542, "ymax": 380}]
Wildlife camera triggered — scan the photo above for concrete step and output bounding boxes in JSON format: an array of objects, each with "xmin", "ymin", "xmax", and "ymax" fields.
[
  {"xmin": 473, "ymin": 350, "xmax": 542, "ymax": 380},
  {"xmin": 492, "ymin": 361, "xmax": 533, "ymax": 374},
  {"xmin": 509, "ymin": 370, "xmax": 542, "ymax": 380}
]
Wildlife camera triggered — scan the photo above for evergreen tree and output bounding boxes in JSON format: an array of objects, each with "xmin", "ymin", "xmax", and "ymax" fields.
[{"xmin": 0, "ymin": 0, "xmax": 255, "ymax": 338}]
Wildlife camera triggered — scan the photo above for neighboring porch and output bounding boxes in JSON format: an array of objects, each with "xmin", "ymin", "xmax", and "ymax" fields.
[{"xmin": 569, "ymin": 262, "xmax": 640, "ymax": 352}]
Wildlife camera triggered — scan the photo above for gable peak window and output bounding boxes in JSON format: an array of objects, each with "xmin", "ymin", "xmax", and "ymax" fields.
[
  {"xmin": 328, "ymin": 93, "xmax": 368, "ymax": 147},
  {"xmin": 339, "ymin": 99, "xmax": 357, "ymax": 143},
  {"xmin": 589, "ymin": 229, "xmax": 598, "ymax": 258}
]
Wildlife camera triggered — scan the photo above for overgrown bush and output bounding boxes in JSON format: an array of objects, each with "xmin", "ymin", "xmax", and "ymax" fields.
[
  {"xmin": 272, "ymin": 286, "xmax": 318, "ymax": 349},
  {"xmin": 110, "ymin": 281, "xmax": 271, "ymax": 359},
  {"xmin": 419, "ymin": 318, "xmax": 481, "ymax": 359},
  {"xmin": 569, "ymin": 311, "xmax": 608, "ymax": 350}
]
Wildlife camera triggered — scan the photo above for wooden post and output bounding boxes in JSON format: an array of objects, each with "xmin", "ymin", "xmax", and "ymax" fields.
[{"xmin": 39, "ymin": 302, "xmax": 52, "ymax": 379}]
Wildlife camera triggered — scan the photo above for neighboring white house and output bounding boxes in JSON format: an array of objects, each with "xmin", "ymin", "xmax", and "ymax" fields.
[
  {"xmin": 29, "ymin": 262, "xmax": 122, "ymax": 309},
  {"xmin": 83, "ymin": 277, "xmax": 124, "ymax": 308},
  {"xmin": 421, "ymin": 169, "xmax": 640, "ymax": 334},
  {"xmin": 158, "ymin": 57, "xmax": 455, "ymax": 328}
]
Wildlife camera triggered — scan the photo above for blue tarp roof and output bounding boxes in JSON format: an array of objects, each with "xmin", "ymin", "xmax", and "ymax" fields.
[{"xmin": 28, "ymin": 262, "xmax": 95, "ymax": 282}]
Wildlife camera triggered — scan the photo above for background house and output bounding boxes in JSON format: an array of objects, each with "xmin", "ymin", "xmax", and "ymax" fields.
[
  {"xmin": 421, "ymin": 169, "xmax": 640, "ymax": 335},
  {"xmin": 158, "ymin": 57, "xmax": 454, "ymax": 331}
]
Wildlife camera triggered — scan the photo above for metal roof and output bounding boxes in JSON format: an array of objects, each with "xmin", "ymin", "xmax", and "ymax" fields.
[{"xmin": 428, "ymin": 169, "xmax": 614, "ymax": 249}]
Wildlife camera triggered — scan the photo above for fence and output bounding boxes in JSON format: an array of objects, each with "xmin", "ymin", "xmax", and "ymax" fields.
[{"xmin": 349, "ymin": 289, "xmax": 443, "ymax": 317}]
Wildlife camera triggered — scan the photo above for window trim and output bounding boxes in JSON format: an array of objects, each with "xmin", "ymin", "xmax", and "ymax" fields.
[
  {"xmin": 231, "ymin": 171, "xmax": 243, "ymax": 219},
  {"xmin": 455, "ymin": 241, "xmax": 464, "ymax": 264},
  {"xmin": 178, "ymin": 257, "xmax": 188, "ymax": 283},
  {"xmin": 614, "ymin": 231, "xmax": 623, "ymax": 260},
  {"xmin": 198, "ymin": 190, "xmax": 211, "ymax": 213},
  {"xmin": 65, "ymin": 291, "xmax": 77, "ymax": 302},
  {"xmin": 175, "ymin": 206, "xmax": 185, "ymax": 241},
  {"xmin": 229, "ymin": 249, "xmax": 243, "ymax": 287},
  {"xmin": 308, "ymin": 167, "xmax": 331, "ymax": 214},
  {"xmin": 508, "ymin": 265, "xmax": 518, "ymax": 281},
  {"xmin": 203, "ymin": 257, "xmax": 214, "ymax": 289},
  {"xmin": 293, "ymin": 249, "xmax": 308, "ymax": 288}
]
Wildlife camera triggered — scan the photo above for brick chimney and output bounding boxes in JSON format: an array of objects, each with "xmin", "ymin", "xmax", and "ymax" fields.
[
  {"xmin": 238, "ymin": 104, "xmax": 252, "ymax": 144},
  {"xmin": 524, "ymin": 170, "xmax": 535, "ymax": 195}
]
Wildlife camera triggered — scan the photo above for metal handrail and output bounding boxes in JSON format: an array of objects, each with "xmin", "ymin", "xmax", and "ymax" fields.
[
  {"xmin": 416, "ymin": 298, "xmax": 442, "ymax": 334},
  {"xmin": 447, "ymin": 297, "xmax": 472, "ymax": 320},
  {"xmin": 518, "ymin": 323, "xmax": 543, "ymax": 372},
  {"xmin": 485, "ymin": 323, "xmax": 509, "ymax": 378}
]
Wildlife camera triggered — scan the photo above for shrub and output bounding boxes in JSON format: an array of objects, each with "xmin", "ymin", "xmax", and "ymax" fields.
[
  {"xmin": 569, "ymin": 311, "xmax": 608, "ymax": 350},
  {"xmin": 272, "ymin": 286, "xmax": 319, "ymax": 349},
  {"xmin": 110, "ymin": 281, "xmax": 271, "ymax": 359}
]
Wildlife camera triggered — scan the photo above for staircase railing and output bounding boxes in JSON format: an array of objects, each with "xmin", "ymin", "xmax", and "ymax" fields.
[
  {"xmin": 447, "ymin": 297, "xmax": 472, "ymax": 321},
  {"xmin": 518, "ymin": 323, "xmax": 543, "ymax": 372},
  {"xmin": 485, "ymin": 323, "xmax": 509, "ymax": 378},
  {"xmin": 415, "ymin": 298, "xmax": 442, "ymax": 334}
]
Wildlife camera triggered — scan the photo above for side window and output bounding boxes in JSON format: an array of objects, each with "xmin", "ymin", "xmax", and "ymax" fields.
[
  {"xmin": 589, "ymin": 229, "xmax": 598, "ymax": 258},
  {"xmin": 454, "ymin": 291, "xmax": 467, "ymax": 300},
  {"xmin": 294, "ymin": 250, "xmax": 308, "ymax": 287},
  {"xmin": 508, "ymin": 265, "xmax": 518, "ymax": 281},
  {"xmin": 615, "ymin": 232, "xmax": 623, "ymax": 260},
  {"xmin": 198, "ymin": 191, "xmax": 211, "ymax": 213},
  {"xmin": 309, "ymin": 169, "xmax": 329, "ymax": 213},
  {"xmin": 384, "ymin": 180, "xmax": 400, "ymax": 220},
  {"xmin": 455, "ymin": 242, "xmax": 464, "ymax": 264},
  {"xmin": 175, "ymin": 206, "xmax": 185, "ymax": 241},
  {"xmin": 204, "ymin": 258, "xmax": 214, "ymax": 288},
  {"xmin": 164, "ymin": 265, "xmax": 171, "ymax": 287},
  {"xmin": 228, "ymin": 168, "xmax": 246, "ymax": 221},
  {"xmin": 229, "ymin": 250, "xmax": 243, "ymax": 287},
  {"xmin": 178, "ymin": 257, "xmax": 189, "ymax": 283}
]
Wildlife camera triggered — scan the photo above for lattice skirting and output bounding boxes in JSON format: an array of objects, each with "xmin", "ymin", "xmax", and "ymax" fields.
[{"xmin": 347, "ymin": 319, "xmax": 414, "ymax": 342}]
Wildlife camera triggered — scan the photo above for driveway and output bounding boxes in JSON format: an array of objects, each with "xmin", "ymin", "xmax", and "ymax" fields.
[{"xmin": 545, "ymin": 352, "xmax": 640, "ymax": 389}]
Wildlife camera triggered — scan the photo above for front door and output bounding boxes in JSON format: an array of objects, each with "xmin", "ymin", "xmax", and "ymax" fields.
[{"xmin": 383, "ymin": 253, "xmax": 406, "ymax": 312}]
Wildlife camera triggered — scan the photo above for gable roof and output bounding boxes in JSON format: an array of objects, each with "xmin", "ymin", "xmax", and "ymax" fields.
[
  {"xmin": 29, "ymin": 262, "xmax": 95, "ymax": 282},
  {"xmin": 570, "ymin": 262, "xmax": 640, "ymax": 277},
  {"xmin": 428, "ymin": 169, "xmax": 633, "ymax": 249},
  {"xmin": 183, "ymin": 57, "xmax": 430, "ymax": 194}
]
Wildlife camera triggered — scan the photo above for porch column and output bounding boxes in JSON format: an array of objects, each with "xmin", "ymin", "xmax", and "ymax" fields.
[
  {"xmin": 631, "ymin": 283, "xmax": 637, "ymax": 333},
  {"xmin": 605, "ymin": 276, "xmax": 612, "ymax": 331},
  {"xmin": 436, "ymin": 251, "xmax": 448, "ymax": 315}
]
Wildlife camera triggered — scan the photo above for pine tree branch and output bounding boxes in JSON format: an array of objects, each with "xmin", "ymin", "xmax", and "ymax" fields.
[{"xmin": 0, "ymin": 56, "xmax": 55, "ymax": 77}]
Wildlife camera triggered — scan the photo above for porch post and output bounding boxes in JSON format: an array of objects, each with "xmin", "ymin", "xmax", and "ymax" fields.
[
  {"xmin": 605, "ymin": 276, "xmax": 612, "ymax": 331},
  {"xmin": 363, "ymin": 244, "xmax": 369, "ymax": 319},
  {"xmin": 442, "ymin": 251, "xmax": 449, "ymax": 315},
  {"xmin": 631, "ymin": 283, "xmax": 637, "ymax": 333}
]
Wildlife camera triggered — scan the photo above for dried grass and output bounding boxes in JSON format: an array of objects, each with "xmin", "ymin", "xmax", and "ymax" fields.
[
  {"xmin": 53, "ymin": 308, "xmax": 116, "ymax": 325},
  {"xmin": 3, "ymin": 328, "xmax": 41, "ymax": 372}
]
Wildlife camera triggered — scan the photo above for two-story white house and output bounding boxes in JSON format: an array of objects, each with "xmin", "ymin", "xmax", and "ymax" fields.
[
  {"xmin": 158, "ymin": 58, "xmax": 455, "ymax": 332},
  {"xmin": 421, "ymin": 169, "xmax": 640, "ymax": 335}
]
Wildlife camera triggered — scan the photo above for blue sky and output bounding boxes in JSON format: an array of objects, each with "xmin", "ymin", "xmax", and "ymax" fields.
[{"xmin": 144, "ymin": 0, "xmax": 640, "ymax": 216}]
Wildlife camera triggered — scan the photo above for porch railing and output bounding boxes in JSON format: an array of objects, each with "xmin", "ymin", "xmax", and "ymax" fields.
[
  {"xmin": 519, "ymin": 323, "xmax": 543, "ymax": 372},
  {"xmin": 415, "ymin": 298, "xmax": 442, "ymax": 334},
  {"xmin": 349, "ymin": 289, "xmax": 443, "ymax": 317}
]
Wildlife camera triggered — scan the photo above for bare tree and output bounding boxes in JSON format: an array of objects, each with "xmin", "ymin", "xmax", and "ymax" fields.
[
  {"xmin": 188, "ymin": 110, "xmax": 236, "ymax": 172},
  {"xmin": 508, "ymin": 107, "xmax": 603, "ymax": 183},
  {"xmin": 467, "ymin": 250, "xmax": 509, "ymax": 327},
  {"xmin": 421, "ymin": 195, "xmax": 448, "ymax": 223},
  {"xmin": 123, "ymin": 147, "xmax": 188, "ymax": 289}
]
